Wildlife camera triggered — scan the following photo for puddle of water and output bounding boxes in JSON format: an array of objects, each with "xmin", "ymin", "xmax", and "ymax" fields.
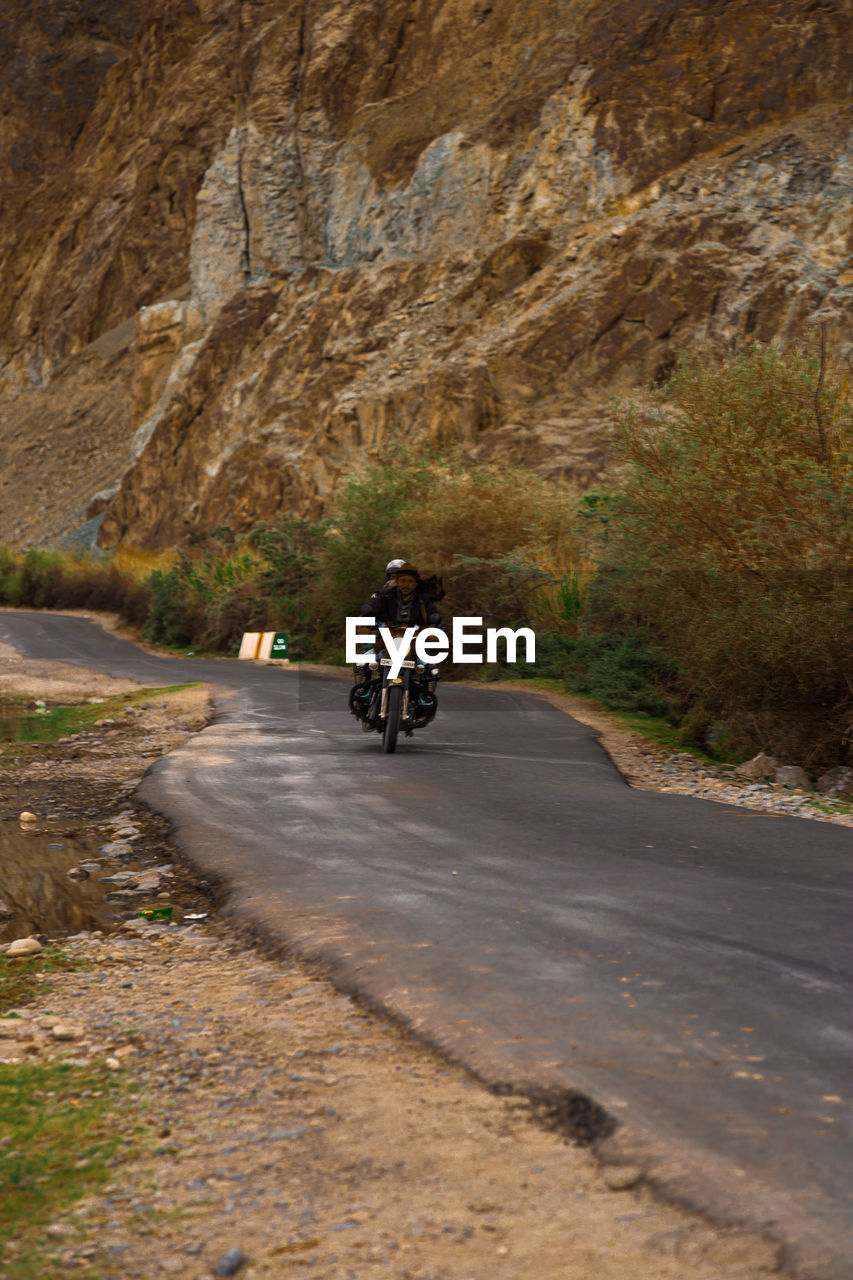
[
  {"xmin": 0, "ymin": 823, "xmax": 121, "ymax": 942},
  {"xmin": 0, "ymin": 699, "xmax": 50, "ymax": 743}
]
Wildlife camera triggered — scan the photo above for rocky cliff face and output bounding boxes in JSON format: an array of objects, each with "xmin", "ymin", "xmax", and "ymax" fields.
[{"xmin": 0, "ymin": 0, "xmax": 851, "ymax": 548}]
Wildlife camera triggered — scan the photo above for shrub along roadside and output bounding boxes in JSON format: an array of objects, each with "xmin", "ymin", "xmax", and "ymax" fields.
[
  {"xmin": 585, "ymin": 340, "xmax": 853, "ymax": 769},
  {"xmin": 0, "ymin": 547, "xmax": 150, "ymax": 626}
]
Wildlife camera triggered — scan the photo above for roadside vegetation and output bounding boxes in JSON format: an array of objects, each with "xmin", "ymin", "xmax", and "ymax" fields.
[{"xmin": 0, "ymin": 339, "xmax": 850, "ymax": 768}]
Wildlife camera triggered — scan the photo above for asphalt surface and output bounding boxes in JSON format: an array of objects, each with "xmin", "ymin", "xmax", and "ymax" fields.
[{"xmin": 2, "ymin": 610, "xmax": 852, "ymax": 1278}]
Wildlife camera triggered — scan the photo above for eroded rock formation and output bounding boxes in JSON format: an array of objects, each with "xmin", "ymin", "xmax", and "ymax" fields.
[{"xmin": 0, "ymin": 0, "xmax": 851, "ymax": 548}]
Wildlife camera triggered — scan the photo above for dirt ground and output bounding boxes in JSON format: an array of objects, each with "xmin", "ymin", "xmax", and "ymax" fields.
[{"xmin": 0, "ymin": 632, "xmax": 787, "ymax": 1279}]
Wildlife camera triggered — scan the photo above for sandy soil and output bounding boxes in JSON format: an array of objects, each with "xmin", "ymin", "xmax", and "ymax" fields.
[{"xmin": 0, "ymin": 639, "xmax": 786, "ymax": 1279}]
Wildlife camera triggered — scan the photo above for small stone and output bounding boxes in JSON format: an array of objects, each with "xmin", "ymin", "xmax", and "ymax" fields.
[
  {"xmin": 99, "ymin": 842, "xmax": 134, "ymax": 859},
  {"xmin": 774, "ymin": 765, "xmax": 811, "ymax": 790},
  {"xmin": 603, "ymin": 1165, "xmax": 643, "ymax": 1191},
  {"xmin": 215, "ymin": 1246, "xmax": 248, "ymax": 1276},
  {"xmin": 105, "ymin": 1057, "xmax": 121, "ymax": 1071},
  {"xmin": 18, "ymin": 811, "xmax": 37, "ymax": 825},
  {"xmin": 51, "ymin": 1025, "xmax": 84, "ymax": 1042},
  {"xmin": 67, "ymin": 866, "xmax": 90, "ymax": 881},
  {"xmin": 6, "ymin": 937, "xmax": 43, "ymax": 957}
]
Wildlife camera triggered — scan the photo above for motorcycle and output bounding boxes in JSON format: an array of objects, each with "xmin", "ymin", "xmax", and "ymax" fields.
[{"xmin": 349, "ymin": 625, "xmax": 440, "ymax": 753}]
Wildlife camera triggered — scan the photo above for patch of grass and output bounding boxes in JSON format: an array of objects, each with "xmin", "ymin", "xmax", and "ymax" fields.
[
  {"xmin": 806, "ymin": 799, "xmax": 853, "ymax": 817},
  {"xmin": 0, "ymin": 1060, "xmax": 126, "ymax": 1275},
  {"xmin": 487, "ymin": 673, "xmax": 721, "ymax": 761},
  {"xmin": 0, "ymin": 950, "xmax": 84, "ymax": 1015},
  {"xmin": 0, "ymin": 683, "xmax": 202, "ymax": 761},
  {"xmin": 606, "ymin": 711, "xmax": 715, "ymax": 760},
  {"xmin": 0, "ymin": 955, "xmax": 145, "ymax": 1275}
]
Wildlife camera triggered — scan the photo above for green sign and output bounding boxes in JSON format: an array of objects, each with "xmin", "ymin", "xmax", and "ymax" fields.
[{"xmin": 271, "ymin": 632, "xmax": 289, "ymax": 657}]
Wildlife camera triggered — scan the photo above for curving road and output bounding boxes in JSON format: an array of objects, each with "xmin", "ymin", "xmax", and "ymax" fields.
[{"xmin": 1, "ymin": 610, "xmax": 851, "ymax": 1278}]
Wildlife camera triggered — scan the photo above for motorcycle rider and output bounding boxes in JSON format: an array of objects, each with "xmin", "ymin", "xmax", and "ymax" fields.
[
  {"xmin": 364, "ymin": 561, "xmax": 442, "ymax": 630},
  {"xmin": 383, "ymin": 557, "xmax": 405, "ymax": 587},
  {"xmin": 350, "ymin": 561, "xmax": 442, "ymax": 723}
]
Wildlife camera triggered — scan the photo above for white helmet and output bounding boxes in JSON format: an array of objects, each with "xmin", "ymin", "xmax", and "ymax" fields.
[{"xmin": 385, "ymin": 558, "xmax": 405, "ymax": 577}]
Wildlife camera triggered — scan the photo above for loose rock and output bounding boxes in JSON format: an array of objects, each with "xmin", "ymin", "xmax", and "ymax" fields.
[
  {"xmin": 215, "ymin": 1245, "xmax": 248, "ymax": 1276},
  {"xmin": 18, "ymin": 810, "xmax": 37, "ymax": 824},
  {"xmin": 734, "ymin": 754, "xmax": 779, "ymax": 780},
  {"xmin": 51, "ymin": 1024, "xmax": 84, "ymax": 1042},
  {"xmin": 45, "ymin": 1223, "xmax": 73, "ymax": 1240},
  {"xmin": 603, "ymin": 1165, "xmax": 643, "ymax": 1191},
  {"xmin": 815, "ymin": 766, "xmax": 853, "ymax": 798},
  {"xmin": 6, "ymin": 937, "xmax": 43, "ymax": 957},
  {"xmin": 99, "ymin": 841, "xmax": 135, "ymax": 859},
  {"xmin": 134, "ymin": 871, "xmax": 162, "ymax": 891},
  {"xmin": 774, "ymin": 765, "xmax": 811, "ymax": 790}
]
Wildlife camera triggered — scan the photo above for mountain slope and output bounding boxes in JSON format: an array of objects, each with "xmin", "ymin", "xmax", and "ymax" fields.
[{"xmin": 0, "ymin": 0, "xmax": 851, "ymax": 548}]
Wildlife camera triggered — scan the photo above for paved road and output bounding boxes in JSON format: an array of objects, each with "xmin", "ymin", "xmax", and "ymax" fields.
[{"xmin": 2, "ymin": 610, "xmax": 851, "ymax": 1278}]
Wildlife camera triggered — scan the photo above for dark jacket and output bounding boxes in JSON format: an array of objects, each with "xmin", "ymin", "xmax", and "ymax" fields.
[{"xmin": 363, "ymin": 583, "xmax": 442, "ymax": 629}]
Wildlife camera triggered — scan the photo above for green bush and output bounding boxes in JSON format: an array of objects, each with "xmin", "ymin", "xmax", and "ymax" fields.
[
  {"xmin": 309, "ymin": 449, "xmax": 438, "ymax": 644},
  {"xmin": 145, "ymin": 564, "xmax": 194, "ymax": 647},
  {"xmin": 565, "ymin": 626, "xmax": 675, "ymax": 716},
  {"xmin": 246, "ymin": 517, "xmax": 326, "ymax": 657},
  {"xmin": 16, "ymin": 549, "xmax": 63, "ymax": 608}
]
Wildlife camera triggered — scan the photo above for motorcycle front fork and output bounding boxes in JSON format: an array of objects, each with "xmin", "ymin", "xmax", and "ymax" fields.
[{"xmin": 380, "ymin": 683, "xmax": 409, "ymax": 720}]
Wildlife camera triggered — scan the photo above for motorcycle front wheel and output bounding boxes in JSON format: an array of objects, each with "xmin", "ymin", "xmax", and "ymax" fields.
[{"xmin": 382, "ymin": 684, "xmax": 402, "ymax": 754}]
